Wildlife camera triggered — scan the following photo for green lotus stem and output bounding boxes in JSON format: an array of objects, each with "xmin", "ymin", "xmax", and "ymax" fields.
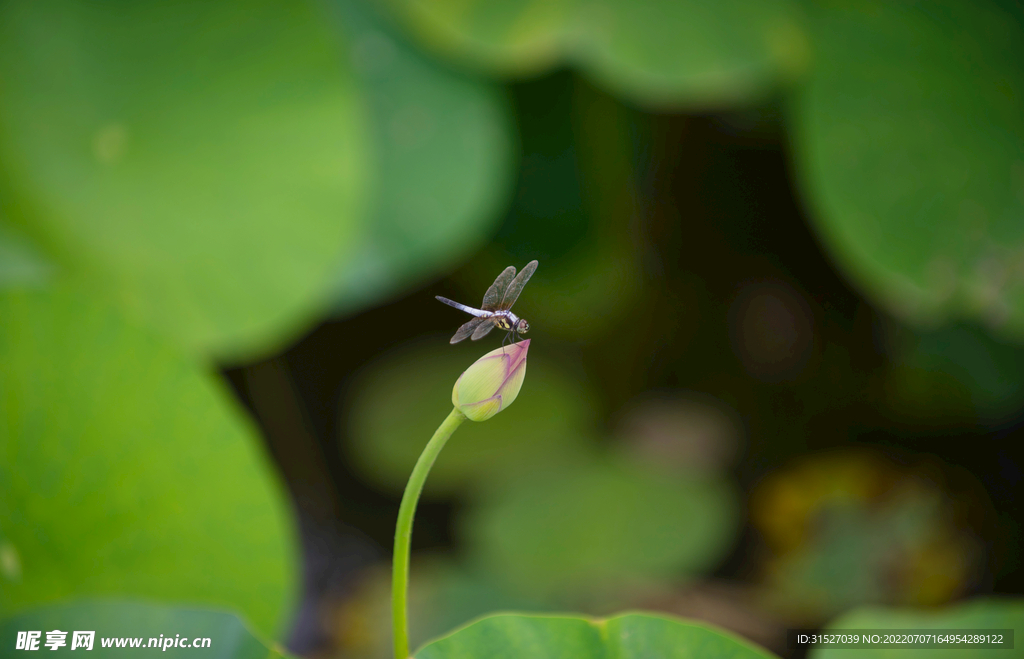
[
  {"xmin": 392, "ymin": 340, "xmax": 529, "ymax": 659},
  {"xmin": 392, "ymin": 407, "xmax": 465, "ymax": 659}
]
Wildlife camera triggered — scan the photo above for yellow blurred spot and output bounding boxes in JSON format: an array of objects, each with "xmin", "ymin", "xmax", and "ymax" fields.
[
  {"xmin": 752, "ymin": 449, "xmax": 983, "ymax": 617},
  {"xmin": 753, "ymin": 450, "xmax": 892, "ymax": 553}
]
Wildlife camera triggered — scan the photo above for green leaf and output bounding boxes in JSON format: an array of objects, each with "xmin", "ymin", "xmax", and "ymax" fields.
[
  {"xmin": 326, "ymin": 0, "xmax": 514, "ymax": 315},
  {"xmin": 0, "ymin": 220, "xmax": 53, "ymax": 289},
  {"xmin": 0, "ymin": 285, "xmax": 296, "ymax": 637},
  {"xmin": 812, "ymin": 598, "xmax": 1024, "ymax": 659},
  {"xmin": 460, "ymin": 458, "xmax": 739, "ymax": 601},
  {"xmin": 0, "ymin": 0, "xmax": 368, "ymax": 359},
  {"xmin": 793, "ymin": 0, "xmax": 1024, "ymax": 336},
  {"xmin": 380, "ymin": 0, "xmax": 809, "ymax": 109},
  {"xmin": 0, "ymin": 600, "xmax": 295, "ymax": 658},
  {"xmin": 416, "ymin": 612, "xmax": 779, "ymax": 659},
  {"xmin": 345, "ymin": 340, "xmax": 596, "ymax": 495}
]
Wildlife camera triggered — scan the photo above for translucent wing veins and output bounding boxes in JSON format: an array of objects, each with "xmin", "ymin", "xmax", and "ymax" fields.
[
  {"xmin": 451, "ymin": 317, "xmax": 485, "ymax": 344},
  {"xmin": 497, "ymin": 260, "xmax": 538, "ymax": 310},
  {"xmin": 481, "ymin": 266, "xmax": 516, "ymax": 311},
  {"xmin": 471, "ymin": 320, "xmax": 496, "ymax": 340}
]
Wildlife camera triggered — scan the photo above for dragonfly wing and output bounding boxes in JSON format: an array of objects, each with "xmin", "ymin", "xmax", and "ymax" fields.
[
  {"xmin": 481, "ymin": 265, "xmax": 516, "ymax": 311},
  {"xmin": 498, "ymin": 259, "xmax": 538, "ymax": 310},
  {"xmin": 451, "ymin": 317, "xmax": 485, "ymax": 344},
  {"xmin": 471, "ymin": 319, "xmax": 496, "ymax": 340}
]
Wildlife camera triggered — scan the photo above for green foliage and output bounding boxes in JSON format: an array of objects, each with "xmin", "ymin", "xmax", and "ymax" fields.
[
  {"xmin": 812, "ymin": 598, "xmax": 1024, "ymax": 659},
  {"xmin": 326, "ymin": 0, "xmax": 514, "ymax": 316},
  {"xmin": 345, "ymin": 341, "xmax": 596, "ymax": 495},
  {"xmin": 0, "ymin": 0, "xmax": 368, "ymax": 359},
  {"xmin": 0, "ymin": 0, "xmax": 519, "ymax": 640},
  {"xmin": 0, "ymin": 285, "xmax": 296, "ymax": 637},
  {"xmin": 379, "ymin": 0, "xmax": 809, "ymax": 108},
  {"xmin": 461, "ymin": 458, "xmax": 739, "ymax": 600},
  {"xmin": 793, "ymin": 0, "xmax": 1024, "ymax": 337},
  {"xmin": 751, "ymin": 450, "xmax": 983, "ymax": 619},
  {"xmin": 2, "ymin": 0, "xmax": 1020, "ymax": 655},
  {"xmin": 380, "ymin": 0, "xmax": 1024, "ymax": 342},
  {"xmin": 763, "ymin": 488, "xmax": 974, "ymax": 616},
  {"xmin": 416, "ymin": 612, "xmax": 778, "ymax": 659},
  {"xmin": 0, "ymin": 220, "xmax": 53, "ymax": 288},
  {"xmin": 0, "ymin": 601, "xmax": 295, "ymax": 658}
]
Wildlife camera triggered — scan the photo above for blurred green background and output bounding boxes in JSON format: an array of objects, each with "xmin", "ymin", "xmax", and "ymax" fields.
[{"xmin": 1, "ymin": 0, "xmax": 1022, "ymax": 657}]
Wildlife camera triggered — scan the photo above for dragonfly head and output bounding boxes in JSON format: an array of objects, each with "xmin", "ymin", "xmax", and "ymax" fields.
[{"xmin": 515, "ymin": 318, "xmax": 530, "ymax": 334}]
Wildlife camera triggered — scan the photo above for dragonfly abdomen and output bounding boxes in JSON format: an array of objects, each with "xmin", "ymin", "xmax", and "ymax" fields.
[{"xmin": 435, "ymin": 296, "xmax": 490, "ymax": 318}]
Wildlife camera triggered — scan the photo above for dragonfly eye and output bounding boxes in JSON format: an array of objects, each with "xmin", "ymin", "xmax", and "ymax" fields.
[{"xmin": 518, "ymin": 319, "xmax": 529, "ymax": 333}]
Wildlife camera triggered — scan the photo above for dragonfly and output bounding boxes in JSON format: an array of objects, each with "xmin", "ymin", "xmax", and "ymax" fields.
[{"xmin": 436, "ymin": 260, "xmax": 538, "ymax": 344}]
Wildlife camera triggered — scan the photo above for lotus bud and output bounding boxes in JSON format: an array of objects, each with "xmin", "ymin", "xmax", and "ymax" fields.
[{"xmin": 452, "ymin": 340, "xmax": 530, "ymax": 422}]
